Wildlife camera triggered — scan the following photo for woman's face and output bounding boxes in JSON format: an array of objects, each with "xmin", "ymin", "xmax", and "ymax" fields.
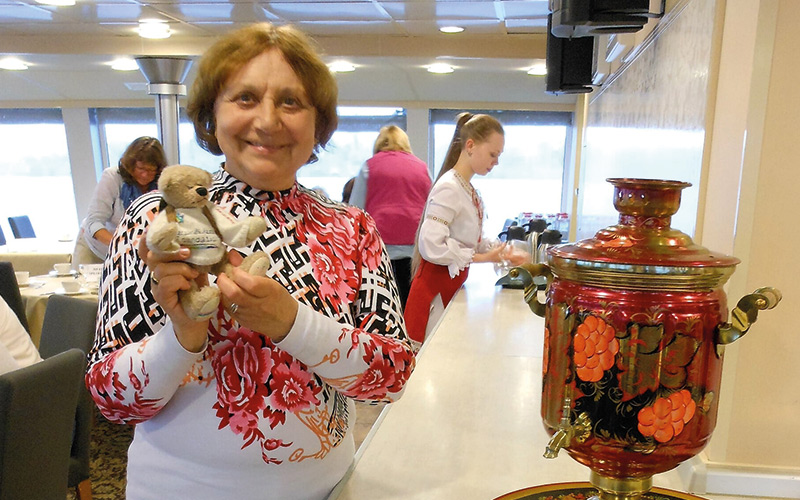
[
  {"xmin": 213, "ymin": 48, "xmax": 317, "ymax": 191},
  {"xmin": 467, "ymin": 131, "xmax": 504, "ymax": 176},
  {"xmin": 131, "ymin": 161, "xmax": 158, "ymax": 189}
]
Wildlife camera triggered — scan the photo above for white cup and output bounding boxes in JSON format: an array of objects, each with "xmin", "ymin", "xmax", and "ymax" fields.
[
  {"xmin": 14, "ymin": 271, "xmax": 29, "ymax": 285},
  {"xmin": 62, "ymin": 280, "xmax": 82, "ymax": 293},
  {"xmin": 53, "ymin": 263, "xmax": 72, "ymax": 275}
]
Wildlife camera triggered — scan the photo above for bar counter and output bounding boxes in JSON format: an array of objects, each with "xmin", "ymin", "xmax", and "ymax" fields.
[{"xmin": 329, "ymin": 265, "xmax": 706, "ymax": 500}]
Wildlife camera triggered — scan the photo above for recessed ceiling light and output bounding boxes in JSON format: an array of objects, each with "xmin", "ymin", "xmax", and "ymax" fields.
[
  {"xmin": 35, "ymin": 0, "xmax": 75, "ymax": 5},
  {"xmin": 0, "ymin": 58, "xmax": 28, "ymax": 71},
  {"xmin": 439, "ymin": 26, "xmax": 464, "ymax": 34},
  {"xmin": 137, "ymin": 20, "xmax": 171, "ymax": 39},
  {"xmin": 328, "ymin": 60, "xmax": 356, "ymax": 73},
  {"xmin": 426, "ymin": 63, "xmax": 454, "ymax": 74},
  {"xmin": 111, "ymin": 58, "xmax": 140, "ymax": 71},
  {"xmin": 527, "ymin": 62, "xmax": 547, "ymax": 76}
]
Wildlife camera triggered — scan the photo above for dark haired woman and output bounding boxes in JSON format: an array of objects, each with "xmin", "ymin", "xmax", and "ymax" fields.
[{"xmin": 77, "ymin": 136, "xmax": 167, "ymax": 262}]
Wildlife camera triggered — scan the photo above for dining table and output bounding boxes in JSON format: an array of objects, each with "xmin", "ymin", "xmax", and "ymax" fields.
[
  {"xmin": 0, "ymin": 238, "xmax": 76, "ymax": 277},
  {"xmin": 18, "ymin": 271, "xmax": 99, "ymax": 347}
]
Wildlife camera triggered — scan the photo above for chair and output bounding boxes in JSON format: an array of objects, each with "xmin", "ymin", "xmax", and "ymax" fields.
[
  {"xmin": 38, "ymin": 295, "xmax": 98, "ymax": 500},
  {"xmin": 0, "ymin": 261, "xmax": 30, "ymax": 333},
  {"xmin": 8, "ymin": 215, "xmax": 35, "ymax": 239},
  {"xmin": 0, "ymin": 349, "xmax": 85, "ymax": 500}
]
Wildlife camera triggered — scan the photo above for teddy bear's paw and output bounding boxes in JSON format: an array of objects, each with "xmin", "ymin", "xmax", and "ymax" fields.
[
  {"xmin": 245, "ymin": 217, "xmax": 268, "ymax": 243},
  {"xmin": 182, "ymin": 286, "xmax": 220, "ymax": 320},
  {"xmin": 148, "ymin": 223, "xmax": 180, "ymax": 253},
  {"xmin": 240, "ymin": 251, "xmax": 270, "ymax": 276}
]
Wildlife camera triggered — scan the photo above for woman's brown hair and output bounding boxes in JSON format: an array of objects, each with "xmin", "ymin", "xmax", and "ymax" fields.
[
  {"xmin": 186, "ymin": 23, "xmax": 339, "ymax": 162},
  {"xmin": 118, "ymin": 136, "xmax": 167, "ymax": 185},
  {"xmin": 435, "ymin": 112, "xmax": 504, "ymax": 182}
]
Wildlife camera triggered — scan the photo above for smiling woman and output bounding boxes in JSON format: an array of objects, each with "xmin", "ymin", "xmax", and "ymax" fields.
[{"xmin": 85, "ymin": 22, "xmax": 416, "ymax": 500}]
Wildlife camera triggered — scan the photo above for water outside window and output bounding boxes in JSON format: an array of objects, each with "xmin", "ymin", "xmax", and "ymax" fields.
[{"xmin": 0, "ymin": 111, "xmax": 77, "ymax": 241}]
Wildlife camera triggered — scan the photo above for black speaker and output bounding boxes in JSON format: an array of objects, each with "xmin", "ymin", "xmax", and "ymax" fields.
[
  {"xmin": 550, "ymin": 0, "xmax": 650, "ymax": 38},
  {"xmin": 545, "ymin": 14, "xmax": 595, "ymax": 95}
]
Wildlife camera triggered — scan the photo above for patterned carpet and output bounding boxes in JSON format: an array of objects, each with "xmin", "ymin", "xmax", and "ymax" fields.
[
  {"xmin": 66, "ymin": 409, "xmax": 134, "ymax": 500},
  {"xmin": 67, "ymin": 402, "xmax": 382, "ymax": 499}
]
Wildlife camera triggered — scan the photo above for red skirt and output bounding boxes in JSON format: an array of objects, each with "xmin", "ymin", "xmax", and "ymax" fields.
[{"xmin": 403, "ymin": 259, "xmax": 469, "ymax": 343}]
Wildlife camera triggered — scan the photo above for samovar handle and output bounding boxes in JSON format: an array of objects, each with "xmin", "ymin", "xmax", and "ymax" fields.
[
  {"xmin": 716, "ymin": 287, "xmax": 782, "ymax": 354},
  {"xmin": 508, "ymin": 263, "xmax": 553, "ymax": 317}
]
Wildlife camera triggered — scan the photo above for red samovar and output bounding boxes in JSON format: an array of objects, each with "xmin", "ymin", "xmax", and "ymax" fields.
[{"xmin": 508, "ymin": 178, "xmax": 781, "ymax": 500}]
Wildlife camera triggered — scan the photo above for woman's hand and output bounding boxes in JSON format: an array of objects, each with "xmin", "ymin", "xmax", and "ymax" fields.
[
  {"xmin": 474, "ymin": 242, "xmax": 529, "ymax": 267},
  {"xmin": 137, "ymin": 235, "xmax": 208, "ymax": 353},
  {"xmin": 473, "ymin": 242, "xmax": 509, "ymax": 264},
  {"xmin": 216, "ymin": 251, "xmax": 298, "ymax": 343},
  {"xmin": 502, "ymin": 245, "xmax": 530, "ymax": 267}
]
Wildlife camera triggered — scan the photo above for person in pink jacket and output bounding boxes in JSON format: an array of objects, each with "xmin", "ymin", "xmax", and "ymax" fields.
[
  {"xmin": 85, "ymin": 23, "xmax": 416, "ymax": 500},
  {"xmin": 349, "ymin": 125, "xmax": 431, "ymax": 308}
]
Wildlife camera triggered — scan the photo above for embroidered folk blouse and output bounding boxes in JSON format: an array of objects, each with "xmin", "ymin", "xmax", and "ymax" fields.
[
  {"xmin": 417, "ymin": 169, "xmax": 491, "ymax": 278},
  {"xmin": 85, "ymin": 169, "xmax": 416, "ymax": 500}
]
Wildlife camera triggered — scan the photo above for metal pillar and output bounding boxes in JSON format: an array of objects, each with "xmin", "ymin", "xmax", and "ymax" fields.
[{"xmin": 135, "ymin": 56, "xmax": 193, "ymax": 165}]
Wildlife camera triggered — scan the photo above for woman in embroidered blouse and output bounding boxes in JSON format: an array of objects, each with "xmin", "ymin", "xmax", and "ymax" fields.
[
  {"xmin": 75, "ymin": 136, "xmax": 167, "ymax": 264},
  {"xmin": 404, "ymin": 113, "xmax": 526, "ymax": 343},
  {"xmin": 85, "ymin": 23, "xmax": 415, "ymax": 500}
]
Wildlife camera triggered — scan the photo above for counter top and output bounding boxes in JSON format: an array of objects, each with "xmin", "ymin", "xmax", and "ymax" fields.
[{"xmin": 329, "ymin": 265, "xmax": 719, "ymax": 500}]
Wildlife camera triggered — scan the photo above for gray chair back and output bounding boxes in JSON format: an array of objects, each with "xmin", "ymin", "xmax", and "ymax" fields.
[
  {"xmin": 38, "ymin": 294, "xmax": 97, "ymax": 358},
  {"xmin": 38, "ymin": 295, "xmax": 99, "ymax": 497},
  {"xmin": 0, "ymin": 349, "xmax": 85, "ymax": 500}
]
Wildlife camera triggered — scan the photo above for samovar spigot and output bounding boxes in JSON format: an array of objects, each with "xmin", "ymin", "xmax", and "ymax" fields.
[{"xmin": 544, "ymin": 397, "xmax": 591, "ymax": 459}]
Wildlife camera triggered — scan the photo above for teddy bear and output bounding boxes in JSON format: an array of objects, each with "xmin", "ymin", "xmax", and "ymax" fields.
[{"xmin": 146, "ymin": 164, "xmax": 270, "ymax": 320}]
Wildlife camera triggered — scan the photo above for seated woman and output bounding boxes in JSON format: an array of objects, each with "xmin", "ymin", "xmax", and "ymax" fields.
[
  {"xmin": 73, "ymin": 136, "xmax": 168, "ymax": 266},
  {"xmin": 0, "ymin": 297, "xmax": 41, "ymax": 375}
]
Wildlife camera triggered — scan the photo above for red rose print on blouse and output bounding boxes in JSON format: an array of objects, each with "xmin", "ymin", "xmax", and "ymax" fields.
[
  {"xmin": 306, "ymin": 234, "xmax": 356, "ymax": 305},
  {"xmin": 269, "ymin": 353, "xmax": 322, "ymax": 413},
  {"xmin": 335, "ymin": 326, "xmax": 415, "ymax": 400},
  {"xmin": 356, "ymin": 213, "xmax": 383, "ymax": 272},
  {"xmin": 86, "ymin": 346, "xmax": 163, "ymax": 425},
  {"xmin": 213, "ymin": 327, "xmax": 272, "ymax": 419}
]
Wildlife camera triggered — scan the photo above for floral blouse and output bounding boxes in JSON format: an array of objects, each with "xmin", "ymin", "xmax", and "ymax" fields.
[{"xmin": 85, "ymin": 169, "xmax": 416, "ymax": 500}]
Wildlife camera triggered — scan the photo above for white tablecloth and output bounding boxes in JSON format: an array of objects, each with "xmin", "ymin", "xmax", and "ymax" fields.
[
  {"xmin": 18, "ymin": 273, "xmax": 98, "ymax": 347},
  {"xmin": 0, "ymin": 239, "xmax": 75, "ymax": 277}
]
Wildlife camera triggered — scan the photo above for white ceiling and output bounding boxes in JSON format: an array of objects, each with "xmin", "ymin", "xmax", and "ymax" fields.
[{"xmin": 0, "ymin": 0, "xmax": 576, "ymax": 106}]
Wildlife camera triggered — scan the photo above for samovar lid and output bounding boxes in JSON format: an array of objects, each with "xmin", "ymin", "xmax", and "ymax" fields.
[{"xmin": 548, "ymin": 178, "xmax": 739, "ymax": 291}]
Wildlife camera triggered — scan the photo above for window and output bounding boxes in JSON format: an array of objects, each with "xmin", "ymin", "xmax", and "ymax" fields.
[
  {"xmin": 430, "ymin": 109, "xmax": 573, "ymax": 238},
  {"xmin": 297, "ymin": 107, "xmax": 406, "ymax": 201},
  {"xmin": 90, "ymin": 108, "xmax": 220, "ymax": 175},
  {"xmin": 0, "ymin": 109, "xmax": 76, "ymax": 240}
]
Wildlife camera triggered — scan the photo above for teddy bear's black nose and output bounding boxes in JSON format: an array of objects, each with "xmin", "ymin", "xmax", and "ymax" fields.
[{"xmin": 196, "ymin": 187, "xmax": 208, "ymax": 197}]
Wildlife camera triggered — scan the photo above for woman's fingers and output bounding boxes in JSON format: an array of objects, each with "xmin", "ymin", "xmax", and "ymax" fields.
[
  {"xmin": 217, "ymin": 268, "xmax": 298, "ymax": 342},
  {"xmin": 226, "ymin": 249, "xmax": 245, "ymax": 267}
]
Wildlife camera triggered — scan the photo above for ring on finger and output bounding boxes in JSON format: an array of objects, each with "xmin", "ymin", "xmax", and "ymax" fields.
[
  {"xmin": 229, "ymin": 303, "xmax": 239, "ymax": 314},
  {"xmin": 150, "ymin": 272, "xmax": 159, "ymax": 286}
]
